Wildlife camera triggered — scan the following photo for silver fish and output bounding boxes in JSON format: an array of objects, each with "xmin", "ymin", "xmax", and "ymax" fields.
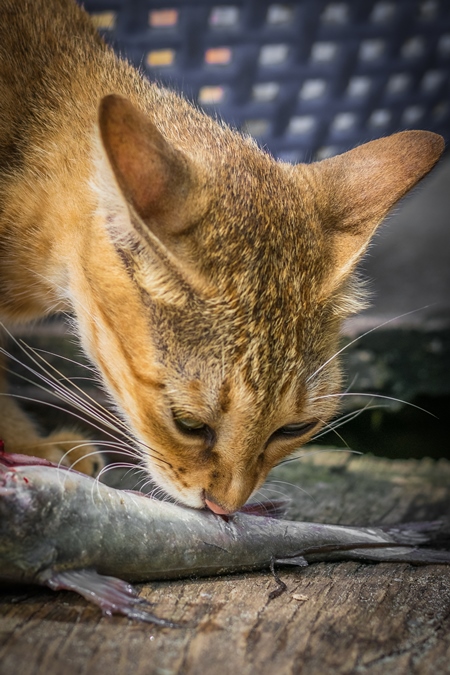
[{"xmin": 1, "ymin": 452, "xmax": 449, "ymax": 626}]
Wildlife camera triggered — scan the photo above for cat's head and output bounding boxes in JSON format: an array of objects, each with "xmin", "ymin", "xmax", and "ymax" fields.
[{"xmin": 76, "ymin": 94, "xmax": 443, "ymax": 512}]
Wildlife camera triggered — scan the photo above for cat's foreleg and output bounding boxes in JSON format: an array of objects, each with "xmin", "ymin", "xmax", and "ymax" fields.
[{"xmin": 0, "ymin": 354, "xmax": 103, "ymax": 476}]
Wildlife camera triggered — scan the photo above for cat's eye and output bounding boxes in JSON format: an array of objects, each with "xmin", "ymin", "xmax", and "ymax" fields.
[
  {"xmin": 172, "ymin": 412, "xmax": 216, "ymax": 446},
  {"xmin": 269, "ymin": 421, "xmax": 317, "ymax": 443},
  {"xmin": 174, "ymin": 415, "xmax": 206, "ymax": 433},
  {"xmin": 172, "ymin": 411, "xmax": 214, "ymax": 439}
]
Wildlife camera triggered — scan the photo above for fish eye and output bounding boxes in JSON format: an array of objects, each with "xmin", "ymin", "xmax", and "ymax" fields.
[{"xmin": 269, "ymin": 421, "xmax": 317, "ymax": 443}]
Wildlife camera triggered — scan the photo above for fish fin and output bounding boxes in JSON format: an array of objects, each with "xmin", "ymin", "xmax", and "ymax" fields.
[
  {"xmin": 380, "ymin": 520, "xmax": 450, "ymax": 548},
  {"xmin": 275, "ymin": 556, "xmax": 309, "ymax": 567},
  {"xmin": 44, "ymin": 569, "xmax": 181, "ymax": 627},
  {"xmin": 240, "ymin": 498, "xmax": 291, "ymax": 519},
  {"xmin": 400, "ymin": 548, "xmax": 450, "ymax": 565},
  {"xmin": 337, "ymin": 547, "xmax": 450, "ymax": 565},
  {"xmin": 268, "ymin": 554, "xmax": 309, "ymax": 601}
]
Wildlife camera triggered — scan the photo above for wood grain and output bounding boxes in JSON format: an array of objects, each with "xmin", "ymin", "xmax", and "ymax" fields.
[{"xmin": 1, "ymin": 453, "xmax": 450, "ymax": 675}]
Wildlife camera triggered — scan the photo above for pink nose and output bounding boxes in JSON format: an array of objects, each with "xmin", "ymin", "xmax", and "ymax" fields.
[{"xmin": 205, "ymin": 498, "xmax": 230, "ymax": 515}]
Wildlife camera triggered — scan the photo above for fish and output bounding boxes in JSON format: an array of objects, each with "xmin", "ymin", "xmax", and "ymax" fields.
[{"xmin": 1, "ymin": 450, "xmax": 450, "ymax": 627}]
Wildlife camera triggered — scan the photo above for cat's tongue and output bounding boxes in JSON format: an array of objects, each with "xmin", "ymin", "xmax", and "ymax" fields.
[{"xmin": 205, "ymin": 498, "xmax": 230, "ymax": 515}]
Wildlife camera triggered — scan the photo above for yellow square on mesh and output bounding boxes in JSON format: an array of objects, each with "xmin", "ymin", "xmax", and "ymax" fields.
[
  {"xmin": 147, "ymin": 50, "xmax": 176, "ymax": 67},
  {"xmin": 149, "ymin": 9, "xmax": 178, "ymax": 28},
  {"xmin": 90, "ymin": 11, "xmax": 116, "ymax": 30},
  {"xmin": 204, "ymin": 47, "xmax": 233, "ymax": 65}
]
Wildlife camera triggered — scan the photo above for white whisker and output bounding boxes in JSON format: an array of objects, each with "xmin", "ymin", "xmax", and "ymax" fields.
[
  {"xmin": 2, "ymin": 343, "xmax": 123, "ymax": 435},
  {"xmin": 315, "ymin": 414, "xmax": 351, "ymax": 448},
  {"xmin": 312, "ymin": 392, "xmax": 437, "ymax": 417},
  {"xmin": 30, "ymin": 346, "xmax": 97, "ymax": 373},
  {"xmin": 311, "ymin": 403, "xmax": 386, "ymax": 442},
  {"xmin": 279, "ymin": 446, "xmax": 362, "ymax": 467},
  {"xmin": 262, "ymin": 479, "xmax": 317, "ymax": 504},
  {"xmin": 59, "ymin": 447, "xmax": 105, "ymax": 473},
  {"xmin": 1, "ymin": 326, "xmax": 170, "ymax": 468},
  {"xmin": 96, "ymin": 461, "xmax": 141, "ymax": 477},
  {"xmin": 18, "ymin": 338, "xmax": 135, "ymax": 440},
  {"xmin": 306, "ymin": 304, "xmax": 434, "ymax": 384}
]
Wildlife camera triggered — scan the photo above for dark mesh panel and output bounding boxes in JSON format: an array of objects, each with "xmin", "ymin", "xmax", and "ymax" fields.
[{"xmin": 83, "ymin": 1, "xmax": 450, "ymax": 160}]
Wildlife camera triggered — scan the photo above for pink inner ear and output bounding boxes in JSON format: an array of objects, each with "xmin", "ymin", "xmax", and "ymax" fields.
[
  {"xmin": 99, "ymin": 94, "xmax": 190, "ymax": 227},
  {"xmin": 109, "ymin": 121, "xmax": 170, "ymax": 221}
]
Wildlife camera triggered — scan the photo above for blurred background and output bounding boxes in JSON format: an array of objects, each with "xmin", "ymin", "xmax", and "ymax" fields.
[
  {"xmin": 85, "ymin": 0, "xmax": 450, "ymax": 161},
  {"xmin": 10, "ymin": 1, "xmax": 450, "ymax": 460}
]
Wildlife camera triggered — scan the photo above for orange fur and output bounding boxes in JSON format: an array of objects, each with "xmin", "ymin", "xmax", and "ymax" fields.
[{"xmin": 0, "ymin": 0, "xmax": 444, "ymax": 510}]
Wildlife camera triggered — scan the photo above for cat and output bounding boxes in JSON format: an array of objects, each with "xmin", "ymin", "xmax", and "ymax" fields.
[{"xmin": 0, "ymin": 0, "xmax": 444, "ymax": 513}]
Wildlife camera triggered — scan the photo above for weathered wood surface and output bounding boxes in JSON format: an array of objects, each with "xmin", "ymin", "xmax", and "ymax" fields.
[{"xmin": 1, "ymin": 452, "xmax": 450, "ymax": 675}]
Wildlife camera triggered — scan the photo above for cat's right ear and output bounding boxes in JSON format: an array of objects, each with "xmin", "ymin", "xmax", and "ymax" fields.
[
  {"xmin": 307, "ymin": 130, "xmax": 444, "ymax": 297},
  {"xmin": 98, "ymin": 94, "xmax": 193, "ymax": 240}
]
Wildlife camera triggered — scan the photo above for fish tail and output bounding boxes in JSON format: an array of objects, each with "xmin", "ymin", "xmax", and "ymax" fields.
[{"xmin": 380, "ymin": 520, "xmax": 450, "ymax": 548}]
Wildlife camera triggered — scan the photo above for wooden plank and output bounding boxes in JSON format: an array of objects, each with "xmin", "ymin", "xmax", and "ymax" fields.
[{"xmin": 1, "ymin": 453, "xmax": 450, "ymax": 675}]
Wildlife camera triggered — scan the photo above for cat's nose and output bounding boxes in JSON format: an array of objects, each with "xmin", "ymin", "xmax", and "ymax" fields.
[{"xmin": 205, "ymin": 496, "xmax": 232, "ymax": 515}]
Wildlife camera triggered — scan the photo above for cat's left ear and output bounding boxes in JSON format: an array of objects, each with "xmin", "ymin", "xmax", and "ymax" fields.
[
  {"xmin": 306, "ymin": 131, "xmax": 444, "ymax": 295},
  {"xmin": 98, "ymin": 93, "xmax": 193, "ymax": 238}
]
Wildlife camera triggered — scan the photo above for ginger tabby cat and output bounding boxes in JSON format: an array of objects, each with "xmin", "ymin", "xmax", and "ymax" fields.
[{"xmin": 0, "ymin": 0, "xmax": 444, "ymax": 513}]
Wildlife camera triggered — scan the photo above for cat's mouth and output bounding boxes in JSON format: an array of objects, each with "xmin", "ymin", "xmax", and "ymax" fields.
[{"xmin": 204, "ymin": 495, "xmax": 231, "ymax": 515}]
